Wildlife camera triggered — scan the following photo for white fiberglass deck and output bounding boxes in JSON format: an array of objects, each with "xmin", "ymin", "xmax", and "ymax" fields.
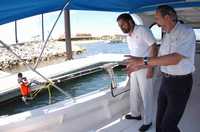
[
  {"xmin": 94, "ymin": 83, "xmax": 200, "ymax": 132},
  {"xmin": 95, "ymin": 94, "xmax": 199, "ymax": 132},
  {"xmin": 94, "ymin": 114, "xmax": 156, "ymax": 132},
  {"xmin": 0, "ymin": 53, "xmax": 126, "ymax": 101},
  {"xmin": 94, "ymin": 95, "xmax": 200, "ymax": 132}
]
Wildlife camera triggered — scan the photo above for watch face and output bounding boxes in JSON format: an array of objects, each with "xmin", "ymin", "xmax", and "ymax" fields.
[{"xmin": 144, "ymin": 57, "xmax": 148, "ymax": 65}]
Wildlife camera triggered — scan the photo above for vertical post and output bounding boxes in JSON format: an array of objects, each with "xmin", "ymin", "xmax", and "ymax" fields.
[
  {"xmin": 64, "ymin": 10, "xmax": 72, "ymax": 60},
  {"xmin": 42, "ymin": 14, "xmax": 45, "ymax": 42},
  {"xmin": 15, "ymin": 20, "xmax": 18, "ymax": 43}
]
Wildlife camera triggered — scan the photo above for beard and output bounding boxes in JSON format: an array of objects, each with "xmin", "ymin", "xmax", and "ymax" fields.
[{"xmin": 121, "ymin": 28, "xmax": 130, "ymax": 33}]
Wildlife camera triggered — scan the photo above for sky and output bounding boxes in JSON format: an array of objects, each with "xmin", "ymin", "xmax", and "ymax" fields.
[
  {"xmin": 0, "ymin": 10, "xmax": 199, "ymax": 44},
  {"xmin": 0, "ymin": 11, "xmax": 124, "ymax": 44}
]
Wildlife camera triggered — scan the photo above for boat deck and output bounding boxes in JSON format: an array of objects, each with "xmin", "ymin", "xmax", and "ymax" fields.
[
  {"xmin": 95, "ymin": 100, "xmax": 200, "ymax": 132},
  {"xmin": 95, "ymin": 54, "xmax": 200, "ymax": 132},
  {"xmin": 95, "ymin": 115, "xmax": 156, "ymax": 132},
  {"xmin": 94, "ymin": 84, "xmax": 200, "ymax": 132}
]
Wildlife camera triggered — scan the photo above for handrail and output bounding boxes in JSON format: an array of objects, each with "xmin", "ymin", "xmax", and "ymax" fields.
[
  {"xmin": 101, "ymin": 63, "xmax": 130, "ymax": 97},
  {"xmin": 110, "ymin": 81, "xmax": 130, "ymax": 97}
]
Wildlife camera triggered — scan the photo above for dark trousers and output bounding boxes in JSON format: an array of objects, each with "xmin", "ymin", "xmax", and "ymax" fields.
[{"xmin": 156, "ymin": 74, "xmax": 193, "ymax": 132}]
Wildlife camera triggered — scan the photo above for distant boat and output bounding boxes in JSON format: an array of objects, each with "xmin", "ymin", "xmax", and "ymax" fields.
[
  {"xmin": 108, "ymin": 39, "xmax": 123, "ymax": 44},
  {"xmin": 105, "ymin": 39, "xmax": 126, "ymax": 44}
]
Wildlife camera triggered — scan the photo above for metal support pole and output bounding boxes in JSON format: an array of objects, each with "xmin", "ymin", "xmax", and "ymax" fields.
[
  {"xmin": 34, "ymin": 11, "xmax": 63, "ymax": 69},
  {"xmin": 34, "ymin": 0, "xmax": 73, "ymax": 69},
  {"xmin": 42, "ymin": 14, "xmax": 45, "ymax": 42},
  {"xmin": 64, "ymin": 10, "xmax": 72, "ymax": 60},
  {"xmin": 15, "ymin": 21, "xmax": 18, "ymax": 43}
]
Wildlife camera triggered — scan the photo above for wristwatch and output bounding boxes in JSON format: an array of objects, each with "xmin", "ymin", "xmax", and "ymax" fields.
[{"xmin": 143, "ymin": 57, "xmax": 149, "ymax": 65}]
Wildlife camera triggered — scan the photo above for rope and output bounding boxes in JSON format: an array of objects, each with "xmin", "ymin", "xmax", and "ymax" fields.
[
  {"xmin": 29, "ymin": 82, "xmax": 52, "ymax": 103},
  {"xmin": 31, "ymin": 89, "xmax": 42, "ymax": 99}
]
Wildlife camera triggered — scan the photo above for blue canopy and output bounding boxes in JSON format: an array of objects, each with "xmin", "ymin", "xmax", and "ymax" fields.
[{"xmin": 0, "ymin": 0, "xmax": 200, "ymax": 25}]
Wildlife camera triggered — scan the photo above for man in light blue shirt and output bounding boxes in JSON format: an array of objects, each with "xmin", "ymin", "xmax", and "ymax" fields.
[{"xmin": 124, "ymin": 5, "xmax": 196, "ymax": 132}]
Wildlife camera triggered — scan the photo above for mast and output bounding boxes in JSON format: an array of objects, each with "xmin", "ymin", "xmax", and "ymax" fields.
[{"xmin": 64, "ymin": 10, "xmax": 72, "ymax": 60}]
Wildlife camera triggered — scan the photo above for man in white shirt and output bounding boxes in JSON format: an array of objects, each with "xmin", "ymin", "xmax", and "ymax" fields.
[
  {"xmin": 124, "ymin": 5, "xmax": 196, "ymax": 132},
  {"xmin": 117, "ymin": 13, "xmax": 158, "ymax": 132}
]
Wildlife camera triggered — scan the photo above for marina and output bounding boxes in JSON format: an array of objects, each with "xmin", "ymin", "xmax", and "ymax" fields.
[{"xmin": 0, "ymin": 41, "xmax": 86, "ymax": 71}]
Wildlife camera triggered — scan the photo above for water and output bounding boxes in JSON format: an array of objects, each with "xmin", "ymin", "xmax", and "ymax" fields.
[
  {"xmin": 0, "ymin": 42, "xmax": 129, "ymax": 116},
  {"xmin": 75, "ymin": 42, "xmax": 129, "ymax": 58},
  {"xmin": 4, "ymin": 42, "xmax": 129, "ymax": 73},
  {"xmin": 0, "ymin": 68, "xmax": 127, "ymax": 116}
]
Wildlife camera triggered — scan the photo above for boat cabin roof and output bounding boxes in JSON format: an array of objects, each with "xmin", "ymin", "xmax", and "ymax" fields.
[{"xmin": 0, "ymin": 0, "xmax": 200, "ymax": 27}]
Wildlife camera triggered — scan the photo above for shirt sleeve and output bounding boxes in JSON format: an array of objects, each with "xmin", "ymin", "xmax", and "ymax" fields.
[
  {"xmin": 171, "ymin": 28, "xmax": 196, "ymax": 58},
  {"xmin": 141, "ymin": 26, "xmax": 156, "ymax": 46}
]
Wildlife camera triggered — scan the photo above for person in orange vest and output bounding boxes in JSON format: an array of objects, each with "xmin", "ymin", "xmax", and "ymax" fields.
[{"xmin": 17, "ymin": 72, "xmax": 32, "ymax": 103}]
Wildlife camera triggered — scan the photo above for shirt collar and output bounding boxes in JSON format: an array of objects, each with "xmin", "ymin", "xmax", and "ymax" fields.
[
  {"xmin": 129, "ymin": 25, "xmax": 138, "ymax": 36},
  {"xmin": 169, "ymin": 21, "xmax": 180, "ymax": 34}
]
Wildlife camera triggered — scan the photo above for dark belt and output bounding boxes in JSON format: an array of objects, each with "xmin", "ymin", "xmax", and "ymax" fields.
[{"xmin": 161, "ymin": 72, "xmax": 192, "ymax": 78}]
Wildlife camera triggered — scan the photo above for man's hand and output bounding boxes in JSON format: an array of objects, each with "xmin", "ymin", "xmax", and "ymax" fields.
[{"xmin": 123, "ymin": 55, "xmax": 144, "ymax": 76}]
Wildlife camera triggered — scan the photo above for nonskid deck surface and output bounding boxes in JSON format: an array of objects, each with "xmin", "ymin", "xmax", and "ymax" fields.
[
  {"xmin": 94, "ymin": 91, "xmax": 200, "ymax": 132},
  {"xmin": 94, "ymin": 114, "xmax": 156, "ymax": 132}
]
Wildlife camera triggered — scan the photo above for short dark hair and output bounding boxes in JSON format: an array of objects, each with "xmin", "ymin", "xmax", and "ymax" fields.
[
  {"xmin": 156, "ymin": 5, "xmax": 177, "ymax": 22},
  {"xmin": 117, "ymin": 13, "xmax": 135, "ymax": 25},
  {"xmin": 18, "ymin": 72, "xmax": 23, "ymax": 78}
]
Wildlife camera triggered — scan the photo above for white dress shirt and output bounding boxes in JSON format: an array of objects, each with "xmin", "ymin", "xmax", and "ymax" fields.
[
  {"xmin": 127, "ymin": 25, "xmax": 156, "ymax": 57},
  {"xmin": 159, "ymin": 22, "xmax": 196, "ymax": 75}
]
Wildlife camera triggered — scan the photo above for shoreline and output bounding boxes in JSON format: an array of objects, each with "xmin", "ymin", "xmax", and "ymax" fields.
[
  {"xmin": 0, "ymin": 40, "xmax": 90, "ymax": 72},
  {"xmin": 0, "ymin": 40, "xmax": 107, "ymax": 73},
  {"xmin": 71, "ymin": 40, "xmax": 105, "ymax": 45}
]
